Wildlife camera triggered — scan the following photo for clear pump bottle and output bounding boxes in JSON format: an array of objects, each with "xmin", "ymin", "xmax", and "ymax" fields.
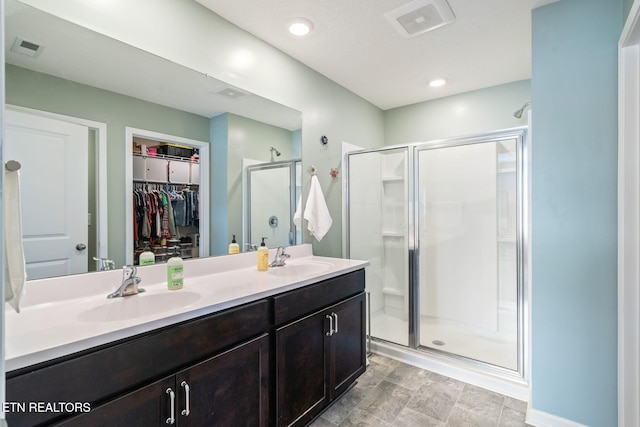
[{"xmin": 167, "ymin": 247, "xmax": 184, "ymax": 290}]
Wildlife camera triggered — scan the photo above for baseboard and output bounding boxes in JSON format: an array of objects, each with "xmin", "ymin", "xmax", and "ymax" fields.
[{"xmin": 526, "ymin": 405, "xmax": 588, "ymax": 427}]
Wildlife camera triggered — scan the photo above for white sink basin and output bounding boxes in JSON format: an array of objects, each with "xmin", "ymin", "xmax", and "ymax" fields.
[
  {"xmin": 78, "ymin": 291, "xmax": 201, "ymax": 322},
  {"xmin": 268, "ymin": 261, "xmax": 332, "ymax": 277}
]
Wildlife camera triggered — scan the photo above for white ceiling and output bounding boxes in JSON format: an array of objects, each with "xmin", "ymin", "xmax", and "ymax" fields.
[{"xmin": 196, "ymin": 0, "xmax": 556, "ymax": 110}]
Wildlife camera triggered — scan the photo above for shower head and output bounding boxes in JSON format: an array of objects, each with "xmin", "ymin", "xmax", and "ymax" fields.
[
  {"xmin": 513, "ymin": 101, "xmax": 531, "ymax": 119},
  {"xmin": 270, "ymin": 147, "xmax": 281, "ymax": 157}
]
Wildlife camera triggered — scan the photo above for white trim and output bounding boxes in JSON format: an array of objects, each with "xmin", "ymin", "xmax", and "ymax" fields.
[
  {"xmin": 526, "ymin": 406, "xmax": 588, "ymax": 427},
  {"xmin": 4, "ymin": 104, "xmax": 109, "ymax": 262},
  {"xmin": 125, "ymin": 127, "xmax": 209, "ymax": 265},
  {"xmin": 618, "ymin": 2, "xmax": 640, "ymax": 426}
]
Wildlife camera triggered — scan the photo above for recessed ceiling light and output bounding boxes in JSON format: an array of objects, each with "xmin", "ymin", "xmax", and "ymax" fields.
[
  {"xmin": 429, "ymin": 78, "xmax": 447, "ymax": 87},
  {"xmin": 287, "ymin": 18, "xmax": 314, "ymax": 36}
]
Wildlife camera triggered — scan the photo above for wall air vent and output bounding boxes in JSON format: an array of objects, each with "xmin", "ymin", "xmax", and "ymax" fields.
[
  {"xmin": 384, "ymin": 0, "xmax": 455, "ymax": 38},
  {"xmin": 10, "ymin": 37, "xmax": 44, "ymax": 58},
  {"xmin": 208, "ymin": 84, "xmax": 251, "ymax": 100}
]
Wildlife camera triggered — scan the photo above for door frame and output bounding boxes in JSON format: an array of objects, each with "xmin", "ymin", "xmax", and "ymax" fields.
[
  {"xmin": 618, "ymin": 2, "xmax": 640, "ymax": 426},
  {"xmin": 5, "ymin": 105, "xmax": 109, "ymax": 264},
  {"xmin": 125, "ymin": 127, "xmax": 210, "ymax": 264}
]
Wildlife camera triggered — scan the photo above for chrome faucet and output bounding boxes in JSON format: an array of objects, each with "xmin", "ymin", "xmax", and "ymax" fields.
[
  {"xmin": 269, "ymin": 246, "xmax": 291, "ymax": 267},
  {"xmin": 107, "ymin": 265, "xmax": 145, "ymax": 299},
  {"xmin": 245, "ymin": 243, "xmax": 258, "ymax": 251}
]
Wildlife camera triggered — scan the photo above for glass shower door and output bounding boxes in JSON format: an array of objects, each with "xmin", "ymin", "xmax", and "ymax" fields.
[
  {"xmin": 416, "ymin": 138, "xmax": 520, "ymax": 370},
  {"xmin": 245, "ymin": 161, "xmax": 299, "ymax": 248},
  {"xmin": 347, "ymin": 147, "xmax": 409, "ymax": 346}
]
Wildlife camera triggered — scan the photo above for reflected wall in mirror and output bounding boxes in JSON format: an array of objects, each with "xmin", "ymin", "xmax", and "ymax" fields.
[{"xmin": 4, "ymin": 0, "xmax": 302, "ymax": 279}]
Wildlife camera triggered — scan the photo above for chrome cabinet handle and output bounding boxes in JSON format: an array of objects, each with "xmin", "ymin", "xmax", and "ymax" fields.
[
  {"xmin": 166, "ymin": 388, "xmax": 176, "ymax": 425},
  {"xmin": 181, "ymin": 381, "xmax": 190, "ymax": 416},
  {"xmin": 326, "ymin": 314, "xmax": 334, "ymax": 336},
  {"xmin": 332, "ymin": 312, "xmax": 339, "ymax": 334}
]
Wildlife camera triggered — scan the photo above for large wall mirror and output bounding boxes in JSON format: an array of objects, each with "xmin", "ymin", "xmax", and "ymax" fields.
[{"xmin": 4, "ymin": 0, "xmax": 302, "ymax": 279}]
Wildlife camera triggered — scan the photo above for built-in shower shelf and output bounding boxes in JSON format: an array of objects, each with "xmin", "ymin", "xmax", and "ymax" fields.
[
  {"xmin": 498, "ymin": 168, "xmax": 516, "ymax": 174},
  {"xmin": 382, "ymin": 287, "xmax": 404, "ymax": 296},
  {"xmin": 381, "ymin": 176, "xmax": 404, "ymax": 182},
  {"xmin": 382, "ymin": 231, "xmax": 404, "ymax": 237},
  {"xmin": 498, "ymin": 237, "xmax": 516, "ymax": 243}
]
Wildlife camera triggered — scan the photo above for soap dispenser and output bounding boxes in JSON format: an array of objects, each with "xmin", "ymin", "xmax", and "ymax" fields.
[
  {"xmin": 257, "ymin": 237, "xmax": 269, "ymax": 271},
  {"xmin": 139, "ymin": 242, "xmax": 155, "ymax": 266},
  {"xmin": 167, "ymin": 247, "xmax": 184, "ymax": 290},
  {"xmin": 228, "ymin": 234, "xmax": 240, "ymax": 254}
]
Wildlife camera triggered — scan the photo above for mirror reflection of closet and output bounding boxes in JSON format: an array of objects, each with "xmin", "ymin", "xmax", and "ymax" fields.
[{"xmin": 127, "ymin": 128, "xmax": 209, "ymax": 266}]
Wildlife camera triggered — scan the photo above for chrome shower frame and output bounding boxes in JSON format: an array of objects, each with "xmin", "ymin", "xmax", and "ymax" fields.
[
  {"xmin": 243, "ymin": 159, "xmax": 301, "ymax": 248},
  {"xmin": 343, "ymin": 126, "xmax": 529, "ymax": 384}
]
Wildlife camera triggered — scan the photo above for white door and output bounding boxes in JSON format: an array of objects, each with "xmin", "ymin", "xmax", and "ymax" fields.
[{"xmin": 4, "ymin": 109, "xmax": 89, "ymax": 280}]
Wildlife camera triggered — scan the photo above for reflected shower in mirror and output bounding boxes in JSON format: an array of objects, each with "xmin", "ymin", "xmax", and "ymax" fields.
[
  {"xmin": 4, "ymin": 0, "xmax": 302, "ymax": 279},
  {"xmin": 243, "ymin": 159, "xmax": 302, "ymax": 251}
]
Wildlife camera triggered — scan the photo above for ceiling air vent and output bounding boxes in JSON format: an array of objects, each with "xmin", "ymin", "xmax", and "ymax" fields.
[
  {"xmin": 385, "ymin": 0, "xmax": 455, "ymax": 38},
  {"xmin": 10, "ymin": 37, "xmax": 44, "ymax": 58},
  {"xmin": 208, "ymin": 84, "xmax": 251, "ymax": 100}
]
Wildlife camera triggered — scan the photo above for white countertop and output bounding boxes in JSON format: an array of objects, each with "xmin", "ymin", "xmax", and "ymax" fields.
[{"xmin": 5, "ymin": 245, "xmax": 368, "ymax": 372}]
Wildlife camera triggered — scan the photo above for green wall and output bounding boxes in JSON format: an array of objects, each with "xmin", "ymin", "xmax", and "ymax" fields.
[
  {"xmin": 384, "ymin": 80, "xmax": 531, "ymax": 145},
  {"xmin": 227, "ymin": 113, "xmax": 295, "ymax": 250},
  {"xmin": 6, "ymin": 65, "xmax": 210, "ymax": 267},
  {"xmin": 531, "ymin": 0, "xmax": 621, "ymax": 425}
]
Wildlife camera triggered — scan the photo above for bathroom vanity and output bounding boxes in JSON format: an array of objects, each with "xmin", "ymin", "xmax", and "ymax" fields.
[{"xmin": 4, "ymin": 245, "xmax": 367, "ymax": 426}]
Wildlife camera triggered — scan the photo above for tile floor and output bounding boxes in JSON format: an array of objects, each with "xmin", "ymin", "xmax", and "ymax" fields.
[{"xmin": 310, "ymin": 354, "xmax": 529, "ymax": 427}]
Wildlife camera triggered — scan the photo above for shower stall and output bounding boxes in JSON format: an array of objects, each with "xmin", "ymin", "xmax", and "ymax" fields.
[
  {"xmin": 344, "ymin": 128, "xmax": 527, "ymax": 379},
  {"xmin": 244, "ymin": 159, "xmax": 302, "ymax": 249}
]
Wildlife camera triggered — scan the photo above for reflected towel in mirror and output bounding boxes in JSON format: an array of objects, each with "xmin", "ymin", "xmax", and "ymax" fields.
[
  {"xmin": 4, "ymin": 169, "xmax": 27, "ymax": 313},
  {"xmin": 303, "ymin": 175, "xmax": 332, "ymax": 241},
  {"xmin": 293, "ymin": 195, "xmax": 302, "ymax": 229}
]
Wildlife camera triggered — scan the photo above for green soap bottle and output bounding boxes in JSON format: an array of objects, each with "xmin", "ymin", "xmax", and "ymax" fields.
[{"xmin": 167, "ymin": 248, "xmax": 184, "ymax": 290}]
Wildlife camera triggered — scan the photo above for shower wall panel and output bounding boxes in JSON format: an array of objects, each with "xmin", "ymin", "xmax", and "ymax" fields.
[{"xmin": 348, "ymin": 148, "xmax": 409, "ymax": 346}]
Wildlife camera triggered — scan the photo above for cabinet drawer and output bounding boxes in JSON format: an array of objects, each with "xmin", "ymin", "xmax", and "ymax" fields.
[
  {"xmin": 6, "ymin": 299, "xmax": 269, "ymax": 427},
  {"xmin": 272, "ymin": 269, "xmax": 364, "ymax": 326}
]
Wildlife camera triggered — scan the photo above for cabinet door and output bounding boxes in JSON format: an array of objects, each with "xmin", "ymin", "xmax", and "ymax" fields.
[
  {"xmin": 328, "ymin": 292, "xmax": 367, "ymax": 399},
  {"xmin": 176, "ymin": 334, "xmax": 269, "ymax": 427},
  {"xmin": 275, "ymin": 310, "xmax": 330, "ymax": 427},
  {"xmin": 169, "ymin": 160, "xmax": 190, "ymax": 184},
  {"xmin": 146, "ymin": 157, "xmax": 168, "ymax": 182},
  {"xmin": 190, "ymin": 162, "xmax": 200, "ymax": 185},
  {"xmin": 133, "ymin": 155, "xmax": 146, "ymax": 181},
  {"xmin": 53, "ymin": 376, "xmax": 175, "ymax": 427}
]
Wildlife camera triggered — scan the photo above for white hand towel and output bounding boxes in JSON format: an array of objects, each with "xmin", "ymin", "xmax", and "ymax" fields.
[
  {"xmin": 4, "ymin": 169, "xmax": 27, "ymax": 313},
  {"xmin": 293, "ymin": 195, "xmax": 302, "ymax": 229},
  {"xmin": 303, "ymin": 175, "xmax": 332, "ymax": 241}
]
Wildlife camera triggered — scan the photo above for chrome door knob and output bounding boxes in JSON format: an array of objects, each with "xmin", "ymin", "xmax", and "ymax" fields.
[{"xmin": 76, "ymin": 243, "xmax": 87, "ymax": 251}]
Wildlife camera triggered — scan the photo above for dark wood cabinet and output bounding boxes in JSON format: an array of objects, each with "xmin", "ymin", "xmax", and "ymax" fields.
[
  {"xmin": 55, "ymin": 334, "xmax": 269, "ymax": 427},
  {"xmin": 6, "ymin": 268, "xmax": 366, "ymax": 427},
  {"xmin": 6, "ymin": 300, "xmax": 269, "ymax": 427},
  {"xmin": 275, "ymin": 292, "xmax": 366, "ymax": 427},
  {"xmin": 54, "ymin": 376, "xmax": 175, "ymax": 426},
  {"xmin": 176, "ymin": 334, "xmax": 269, "ymax": 427}
]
